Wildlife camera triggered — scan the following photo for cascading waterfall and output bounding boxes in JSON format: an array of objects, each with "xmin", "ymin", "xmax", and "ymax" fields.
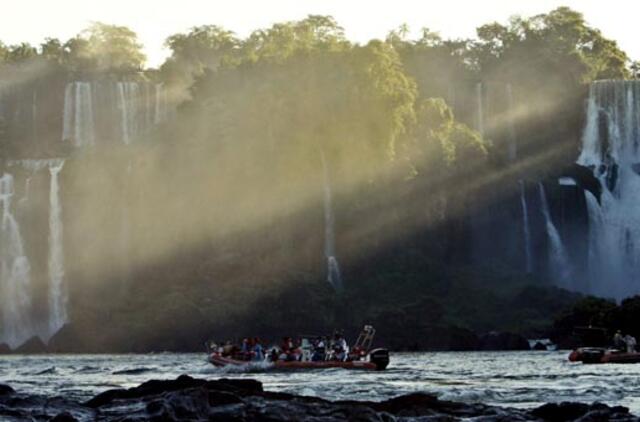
[
  {"xmin": 62, "ymin": 82, "xmax": 95, "ymax": 146},
  {"xmin": 63, "ymin": 81, "xmax": 169, "ymax": 146},
  {"xmin": 519, "ymin": 181, "xmax": 533, "ymax": 273},
  {"xmin": 320, "ymin": 152, "xmax": 343, "ymax": 293},
  {"xmin": 47, "ymin": 160, "xmax": 66, "ymax": 339},
  {"xmin": 538, "ymin": 183, "xmax": 572, "ymax": 288},
  {"xmin": 578, "ymin": 80, "xmax": 640, "ymax": 299},
  {"xmin": 5, "ymin": 159, "xmax": 68, "ymax": 343},
  {"xmin": 0, "ymin": 173, "xmax": 33, "ymax": 348}
]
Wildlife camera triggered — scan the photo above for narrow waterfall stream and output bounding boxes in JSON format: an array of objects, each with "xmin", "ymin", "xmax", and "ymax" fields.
[
  {"xmin": 538, "ymin": 183, "xmax": 572, "ymax": 288},
  {"xmin": 320, "ymin": 152, "xmax": 343, "ymax": 293}
]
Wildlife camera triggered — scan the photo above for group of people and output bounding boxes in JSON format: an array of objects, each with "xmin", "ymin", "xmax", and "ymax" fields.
[
  {"xmin": 613, "ymin": 330, "xmax": 637, "ymax": 353},
  {"xmin": 212, "ymin": 332, "xmax": 354, "ymax": 363}
]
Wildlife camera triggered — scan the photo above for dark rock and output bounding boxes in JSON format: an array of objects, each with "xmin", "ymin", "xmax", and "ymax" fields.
[
  {"xmin": 532, "ymin": 402, "xmax": 590, "ymax": 421},
  {"xmin": 531, "ymin": 401, "xmax": 631, "ymax": 421},
  {"xmin": 0, "ymin": 344, "xmax": 11, "ymax": 354},
  {"xmin": 1, "ymin": 376, "xmax": 638, "ymax": 421},
  {"xmin": 13, "ymin": 336, "xmax": 47, "ymax": 354},
  {"xmin": 0, "ymin": 385, "xmax": 14, "ymax": 396},
  {"xmin": 479, "ymin": 331, "xmax": 530, "ymax": 351},
  {"xmin": 50, "ymin": 411, "xmax": 78, "ymax": 422}
]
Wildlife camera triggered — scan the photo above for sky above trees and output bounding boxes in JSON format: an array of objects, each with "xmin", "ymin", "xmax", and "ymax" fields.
[{"xmin": 1, "ymin": 0, "xmax": 637, "ymax": 67}]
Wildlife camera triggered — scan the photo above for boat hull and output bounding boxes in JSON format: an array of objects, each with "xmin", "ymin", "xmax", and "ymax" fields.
[
  {"xmin": 569, "ymin": 348, "xmax": 640, "ymax": 364},
  {"xmin": 209, "ymin": 348, "xmax": 389, "ymax": 371}
]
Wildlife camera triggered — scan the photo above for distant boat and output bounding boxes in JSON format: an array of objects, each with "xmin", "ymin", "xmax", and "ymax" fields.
[{"xmin": 527, "ymin": 338, "xmax": 558, "ymax": 351}]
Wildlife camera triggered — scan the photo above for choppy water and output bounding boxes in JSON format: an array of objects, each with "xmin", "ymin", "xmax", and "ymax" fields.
[{"xmin": 1, "ymin": 351, "xmax": 640, "ymax": 413}]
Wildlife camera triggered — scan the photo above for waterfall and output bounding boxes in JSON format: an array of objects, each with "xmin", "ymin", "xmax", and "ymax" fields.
[
  {"xmin": 578, "ymin": 80, "xmax": 640, "ymax": 299},
  {"xmin": 519, "ymin": 181, "xmax": 533, "ymax": 273},
  {"xmin": 75, "ymin": 82, "xmax": 95, "ymax": 146},
  {"xmin": 62, "ymin": 82, "xmax": 95, "ymax": 146},
  {"xmin": 538, "ymin": 183, "xmax": 572, "ymax": 288},
  {"xmin": 320, "ymin": 152, "xmax": 343, "ymax": 293},
  {"xmin": 62, "ymin": 83, "xmax": 74, "ymax": 143},
  {"xmin": 47, "ymin": 160, "xmax": 66, "ymax": 339},
  {"xmin": 63, "ymin": 81, "xmax": 169, "ymax": 146},
  {"xmin": 506, "ymin": 83, "xmax": 517, "ymax": 161},
  {"xmin": 0, "ymin": 173, "xmax": 33, "ymax": 348},
  {"xmin": 476, "ymin": 82, "xmax": 484, "ymax": 137}
]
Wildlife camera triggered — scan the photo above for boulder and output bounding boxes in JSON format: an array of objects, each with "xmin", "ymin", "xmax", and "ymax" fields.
[
  {"xmin": 0, "ymin": 384, "xmax": 15, "ymax": 396},
  {"xmin": 0, "ymin": 375, "xmax": 637, "ymax": 421}
]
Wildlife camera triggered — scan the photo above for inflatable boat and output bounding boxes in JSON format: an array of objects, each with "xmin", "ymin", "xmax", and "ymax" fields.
[
  {"xmin": 207, "ymin": 326, "xmax": 390, "ymax": 371},
  {"xmin": 569, "ymin": 347, "xmax": 640, "ymax": 364},
  {"xmin": 209, "ymin": 348, "xmax": 389, "ymax": 371}
]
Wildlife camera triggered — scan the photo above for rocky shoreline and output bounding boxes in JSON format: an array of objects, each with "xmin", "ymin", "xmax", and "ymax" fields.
[{"xmin": 0, "ymin": 375, "xmax": 636, "ymax": 421}]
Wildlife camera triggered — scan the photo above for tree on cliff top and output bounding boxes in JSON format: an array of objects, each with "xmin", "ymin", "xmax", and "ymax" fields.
[
  {"xmin": 161, "ymin": 25, "xmax": 239, "ymax": 86},
  {"xmin": 473, "ymin": 6, "xmax": 629, "ymax": 83},
  {"xmin": 65, "ymin": 22, "xmax": 146, "ymax": 72}
]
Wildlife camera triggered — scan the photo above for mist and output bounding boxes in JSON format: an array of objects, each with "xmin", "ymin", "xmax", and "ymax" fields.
[{"xmin": 0, "ymin": 8, "xmax": 636, "ymax": 352}]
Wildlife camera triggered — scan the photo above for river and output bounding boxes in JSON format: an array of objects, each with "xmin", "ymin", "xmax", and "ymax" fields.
[{"xmin": 1, "ymin": 351, "xmax": 639, "ymax": 413}]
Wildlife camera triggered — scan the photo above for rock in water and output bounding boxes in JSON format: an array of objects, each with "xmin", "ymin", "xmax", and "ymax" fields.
[
  {"xmin": 0, "ymin": 385, "xmax": 15, "ymax": 395},
  {"xmin": 0, "ymin": 375, "xmax": 637, "ymax": 421}
]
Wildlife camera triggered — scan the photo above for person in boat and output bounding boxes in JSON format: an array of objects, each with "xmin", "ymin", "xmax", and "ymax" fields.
[
  {"xmin": 252, "ymin": 337, "xmax": 264, "ymax": 361},
  {"xmin": 624, "ymin": 334, "xmax": 637, "ymax": 353},
  {"xmin": 221, "ymin": 340, "xmax": 233, "ymax": 356},
  {"xmin": 331, "ymin": 332, "xmax": 349, "ymax": 362},
  {"xmin": 279, "ymin": 337, "xmax": 295, "ymax": 361},
  {"xmin": 312, "ymin": 336, "xmax": 326, "ymax": 362},
  {"xmin": 241, "ymin": 338, "xmax": 250, "ymax": 354},
  {"xmin": 290, "ymin": 338, "xmax": 303, "ymax": 361},
  {"xmin": 613, "ymin": 330, "xmax": 625, "ymax": 350}
]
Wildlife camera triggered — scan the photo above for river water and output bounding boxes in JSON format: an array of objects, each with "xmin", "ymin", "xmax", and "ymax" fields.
[{"xmin": 1, "ymin": 351, "xmax": 639, "ymax": 413}]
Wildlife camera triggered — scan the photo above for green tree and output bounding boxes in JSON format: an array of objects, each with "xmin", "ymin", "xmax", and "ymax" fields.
[
  {"xmin": 40, "ymin": 38, "xmax": 65, "ymax": 64},
  {"xmin": 6, "ymin": 42, "xmax": 38, "ymax": 62},
  {"xmin": 162, "ymin": 25, "xmax": 239, "ymax": 84},
  {"xmin": 66, "ymin": 22, "xmax": 146, "ymax": 71}
]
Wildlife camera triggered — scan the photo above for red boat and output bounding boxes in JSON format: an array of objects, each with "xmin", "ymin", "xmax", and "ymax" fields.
[
  {"xmin": 569, "ymin": 347, "xmax": 640, "ymax": 364},
  {"xmin": 207, "ymin": 326, "xmax": 390, "ymax": 371}
]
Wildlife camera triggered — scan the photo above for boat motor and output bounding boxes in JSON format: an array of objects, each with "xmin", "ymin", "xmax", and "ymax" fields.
[{"xmin": 369, "ymin": 348, "xmax": 390, "ymax": 370}]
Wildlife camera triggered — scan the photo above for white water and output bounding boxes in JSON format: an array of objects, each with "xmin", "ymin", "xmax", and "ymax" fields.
[
  {"xmin": 538, "ymin": 183, "xmax": 572, "ymax": 288},
  {"xmin": 0, "ymin": 173, "xmax": 33, "ymax": 348},
  {"xmin": 62, "ymin": 82, "xmax": 95, "ymax": 147},
  {"xmin": 47, "ymin": 161, "xmax": 66, "ymax": 340},
  {"xmin": 63, "ymin": 81, "xmax": 168, "ymax": 146},
  {"xmin": 320, "ymin": 152, "xmax": 343, "ymax": 292},
  {"xmin": 577, "ymin": 81, "xmax": 640, "ymax": 299},
  {"xmin": 3, "ymin": 160, "xmax": 68, "ymax": 344},
  {"xmin": 519, "ymin": 181, "xmax": 533, "ymax": 273}
]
